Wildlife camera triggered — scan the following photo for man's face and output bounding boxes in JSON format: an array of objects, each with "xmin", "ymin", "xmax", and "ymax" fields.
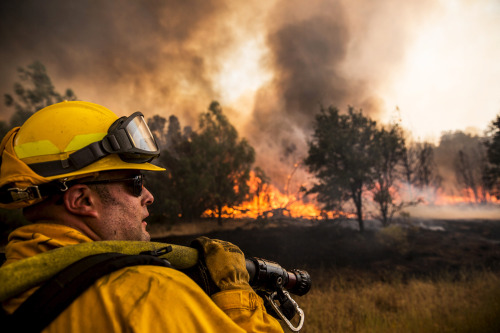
[{"xmin": 91, "ymin": 171, "xmax": 154, "ymax": 241}]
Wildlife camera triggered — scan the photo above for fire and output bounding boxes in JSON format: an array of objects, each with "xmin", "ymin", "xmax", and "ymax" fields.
[
  {"xmin": 203, "ymin": 174, "xmax": 499, "ymax": 221},
  {"xmin": 203, "ymin": 171, "xmax": 334, "ymax": 220},
  {"xmin": 434, "ymin": 188, "xmax": 498, "ymax": 205},
  {"xmin": 395, "ymin": 183, "xmax": 499, "ymax": 206}
]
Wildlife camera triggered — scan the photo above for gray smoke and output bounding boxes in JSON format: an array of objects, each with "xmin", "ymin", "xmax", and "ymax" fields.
[
  {"xmin": 0, "ymin": 0, "xmax": 232, "ymax": 124},
  {"xmin": 0, "ymin": 0, "xmax": 436, "ymax": 190}
]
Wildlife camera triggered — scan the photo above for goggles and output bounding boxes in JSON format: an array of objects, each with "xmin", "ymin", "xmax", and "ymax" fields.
[
  {"xmin": 79, "ymin": 174, "xmax": 144, "ymax": 197},
  {"xmin": 28, "ymin": 112, "xmax": 160, "ymax": 177}
]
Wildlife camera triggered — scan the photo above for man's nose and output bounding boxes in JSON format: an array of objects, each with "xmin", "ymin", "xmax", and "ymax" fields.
[{"xmin": 142, "ymin": 186, "xmax": 154, "ymax": 206}]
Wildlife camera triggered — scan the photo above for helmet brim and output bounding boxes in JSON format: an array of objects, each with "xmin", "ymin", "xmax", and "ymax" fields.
[{"xmin": 45, "ymin": 154, "xmax": 165, "ymax": 181}]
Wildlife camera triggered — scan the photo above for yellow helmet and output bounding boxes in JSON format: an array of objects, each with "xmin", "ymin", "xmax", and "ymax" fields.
[{"xmin": 0, "ymin": 101, "xmax": 165, "ymax": 209}]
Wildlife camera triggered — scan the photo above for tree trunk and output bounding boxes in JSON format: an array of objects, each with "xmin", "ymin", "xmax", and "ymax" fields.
[
  {"xmin": 357, "ymin": 209, "xmax": 364, "ymax": 233},
  {"xmin": 217, "ymin": 203, "xmax": 223, "ymax": 226},
  {"xmin": 353, "ymin": 193, "xmax": 364, "ymax": 233}
]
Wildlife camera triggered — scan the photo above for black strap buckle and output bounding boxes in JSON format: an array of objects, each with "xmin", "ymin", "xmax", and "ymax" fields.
[
  {"xmin": 7, "ymin": 186, "xmax": 42, "ymax": 202},
  {"xmin": 140, "ymin": 246, "xmax": 172, "ymax": 257}
]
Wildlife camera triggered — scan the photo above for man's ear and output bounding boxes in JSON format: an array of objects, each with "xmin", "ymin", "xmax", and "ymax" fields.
[{"xmin": 62, "ymin": 185, "xmax": 99, "ymax": 218}]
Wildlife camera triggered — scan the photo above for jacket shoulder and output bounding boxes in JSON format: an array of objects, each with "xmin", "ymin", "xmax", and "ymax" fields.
[{"xmin": 47, "ymin": 265, "xmax": 245, "ymax": 332}]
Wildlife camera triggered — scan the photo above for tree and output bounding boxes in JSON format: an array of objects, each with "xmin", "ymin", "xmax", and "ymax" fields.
[
  {"xmin": 401, "ymin": 139, "xmax": 419, "ymax": 200},
  {"xmin": 2, "ymin": 61, "xmax": 77, "ymax": 135},
  {"xmin": 486, "ymin": 115, "xmax": 500, "ymax": 168},
  {"xmin": 414, "ymin": 142, "xmax": 442, "ymax": 189},
  {"xmin": 454, "ymin": 149, "xmax": 489, "ymax": 203},
  {"xmin": 147, "ymin": 102, "xmax": 255, "ymax": 223},
  {"xmin": 147, "ymin": 115, "xmax": 167, "ymax": 147},
  {"xmin": 305, "ymin": 106, "xmax": 379, "ymax": 232},
  {"xmin": 371, "ymin": 124, "xmax": 407, "ymax": 226},
  {"xmin": 253, "ymin": 167, "xmax": 270, "ymax": 217},
  {"xmin": 436, "ymin": 131, "xmax": 489, "ymax": 202},
  {"xmin": 485, "ymin": 114, "xmax": 500, "ymax": 197},
  {"xmin": 194, "ymin": 102, "xmax": 255, "ymax": 224},
  {"xmin": 0, "ymin": 61, "xmax": 77, "ymax": 237},
  {"xmin": 165, "ymin": 115, "xmax": 183, "ymax": 151},
  {"xmin": 146, "ymin": 114, "xmax": 209, "ymax": 221}
]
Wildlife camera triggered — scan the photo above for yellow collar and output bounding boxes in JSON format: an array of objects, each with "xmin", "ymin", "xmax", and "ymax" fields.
[{"xmin": 4, "ymin": 223, "xmax": 92, "ymax": 266}]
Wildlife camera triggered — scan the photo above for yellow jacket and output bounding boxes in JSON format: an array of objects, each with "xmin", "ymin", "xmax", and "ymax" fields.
[{"xmin": 1, "ymin": 223, "xmax": 283, "ymax": 332}]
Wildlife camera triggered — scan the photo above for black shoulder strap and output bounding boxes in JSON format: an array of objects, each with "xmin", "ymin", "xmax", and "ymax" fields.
[{"xmin": 4, "ymin": 252, "xmax": 172, "ymax": 333}]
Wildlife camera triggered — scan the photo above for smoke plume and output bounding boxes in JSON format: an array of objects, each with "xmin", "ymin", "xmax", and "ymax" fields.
[{"xmin": 0, "ymin": 0, "xmax": 436, "ymax": 190}]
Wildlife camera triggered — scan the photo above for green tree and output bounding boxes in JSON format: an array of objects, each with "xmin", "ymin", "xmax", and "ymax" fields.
[
  {"xmin": 147, "ymin": 114, "xmax": 209, "ymax": 221},
  {"xmin": 2, "ymin": 61, "xmax": 77, "ymax": 135},
  {"xmin": 147, "ymin": 114, "xmax": 167, "ymax": 147},
  {"xmin": 194, "ymin": 102, "xmax": 255, "ymax": 224},
  {"xmin": 371, "ymin": 124, "xmax": 407, "ymax": 226},
  {"xmin": 305, "ymin": 106, "xmax": 378, "ymax": 232},
  {"xmin": 148, "ymin": 103, "xmax": 255, "ymax": 224},
  {"xmin": 0, "ymin": 61, "xmax": 77, "ymax": 241}
]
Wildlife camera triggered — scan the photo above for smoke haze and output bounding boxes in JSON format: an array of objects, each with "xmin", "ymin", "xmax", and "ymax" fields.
[{"xmin": 1, "ymin": 0, "xmax": 497, "ymax": 191}]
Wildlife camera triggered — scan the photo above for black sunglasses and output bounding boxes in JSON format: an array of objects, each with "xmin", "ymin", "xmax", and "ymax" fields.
[{"xmin": 79, "ymin": 174, "xmax": 144, "ymax": 197}]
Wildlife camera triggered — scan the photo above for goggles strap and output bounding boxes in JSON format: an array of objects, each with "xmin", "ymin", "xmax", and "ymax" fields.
[
  {"xmin": 68, "ymin": 141, "xmax": 108, "ymax": 170},
  {"xmin": 27, "ymin": 142, "xmax": 108, "ymax": 178}
]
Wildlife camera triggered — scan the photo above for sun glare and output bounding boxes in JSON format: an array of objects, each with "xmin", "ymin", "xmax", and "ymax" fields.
[
  {"xmin": 215, "ymin": 37, "xmax": 271, "ymax": 105},
  {"xmin": 382, "ymin": 0, "xmax": 500, "ymax": 141}
]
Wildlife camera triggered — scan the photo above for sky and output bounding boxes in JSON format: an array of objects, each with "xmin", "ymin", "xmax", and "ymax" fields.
[{"xmin": 0, "ymin": 0, "xmax": 499, "ymax": 189}]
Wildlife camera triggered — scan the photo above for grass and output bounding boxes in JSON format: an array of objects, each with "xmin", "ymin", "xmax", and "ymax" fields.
[{"xmin": 292, "ymin": 269, "xmax": 500, "ymax": 333}]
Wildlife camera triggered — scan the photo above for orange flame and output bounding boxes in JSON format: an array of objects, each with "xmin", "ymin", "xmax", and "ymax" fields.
[
  {"xmin": 202, "ymin": 171, "xmax": 345, "ymax": 220},
  {"xmin": 203, "ymin": 174, "xmax": 499, "ymax": 220},
  {"xmin": 434, "ymin": 188, "xmax": 498, "ymax": 205},
  {"xmin": 397, "ymin": 183, "xmax": 499, "ymax": 206}
]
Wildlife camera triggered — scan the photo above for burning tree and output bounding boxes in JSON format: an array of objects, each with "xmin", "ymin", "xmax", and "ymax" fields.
[
  {"xmin": 305, "ymin": 106, "xmax": 379, "ymax": 232},
  {"xmin": 195, "ymin": 102, "xmax": 255, "ymax": 223},
  {"xmin": 455, "ymin": 149, "xmax": 489, "ymax": 202},
  {"xmin": 252, "ymin": 167, "xmax": 271, "ymax": 217},
  {"xmin": 147, "ymin": 102, "xmax": 255, "ymax": 223},
  {"xmin": 435, "ymin": 131, "xmax": 491, "ymax": 203},
  {"xmin": 400, "ymin": 141, "xmax": 442, "ymax": 203}
]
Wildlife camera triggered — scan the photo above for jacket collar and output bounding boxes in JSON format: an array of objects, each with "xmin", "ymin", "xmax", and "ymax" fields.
[{"xmin": 4, "ymin": 223, "xmax": 92, "ymax": 266}]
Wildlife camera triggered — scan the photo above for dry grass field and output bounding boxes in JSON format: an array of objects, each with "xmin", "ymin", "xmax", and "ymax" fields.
[
  {"xmin": 298, "ymin": 269, "xmax": 500, "ymax": 332},
  {"xmin": 156, "ymin": 218, "xmax": 500, "ymax": 332}
]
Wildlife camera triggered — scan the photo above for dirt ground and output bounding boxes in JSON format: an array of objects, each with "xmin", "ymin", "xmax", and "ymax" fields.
[{"xmin": 153, "ymin": 218, "xmax": 500, "ymax": 279}]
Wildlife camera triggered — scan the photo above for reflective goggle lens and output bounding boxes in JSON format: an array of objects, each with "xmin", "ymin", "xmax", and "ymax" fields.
[{"xmin": 126, "ymin": 116, "xmax": 158, "ymax": 153}]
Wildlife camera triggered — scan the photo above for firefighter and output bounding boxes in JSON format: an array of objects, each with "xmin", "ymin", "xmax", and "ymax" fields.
[{"xmin": 0, "ymin": 101, "xmax": 283, "ymax": 332}]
